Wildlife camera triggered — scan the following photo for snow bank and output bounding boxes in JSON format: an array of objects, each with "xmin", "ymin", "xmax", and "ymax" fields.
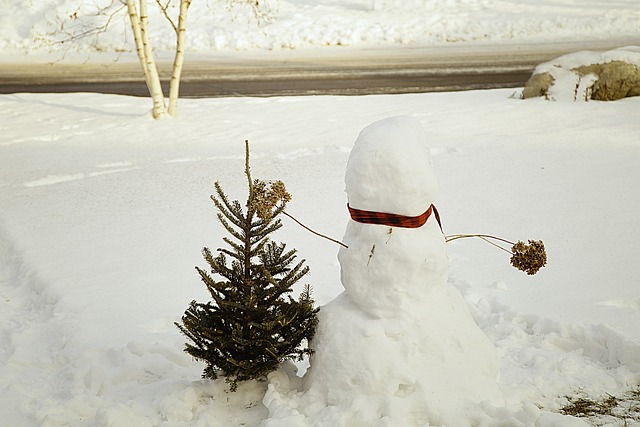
[
  {"xmin": 534, "ymin": 46, "xmax": 640, "ymax": 74},
  {"xmin": 2, "ymin": 0, "xmax": 640, "ymax": 56}
]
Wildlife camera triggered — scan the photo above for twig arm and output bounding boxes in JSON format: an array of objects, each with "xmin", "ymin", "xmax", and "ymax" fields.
[
  {"xmin": 282, "ymin": 212, "xmax": 348, "ymax": 249},
  {"xmin": 445, "ymin": 234, "xmax": 515, "ymax": 253},
  {"xmin": 445, "ymin": 234, "xmax": 514, "ymax": 245}
]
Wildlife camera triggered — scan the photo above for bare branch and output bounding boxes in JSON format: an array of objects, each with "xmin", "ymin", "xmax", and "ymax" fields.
[
  {"xmin": 154, "ymin": 0, "xmax": 178, "ymax": 34},
  {"xmin": 35, "ymin": 1, "xmax": 126, "ymax": 47}
]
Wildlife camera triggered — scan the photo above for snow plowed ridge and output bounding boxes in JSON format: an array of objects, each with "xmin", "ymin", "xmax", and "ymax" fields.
[
  {"xmin": 2, "ymin": 0, "xmax": 639, "ymax": 54},
  {"xmin": 0, "ymin": 229, "xmax": 60, "ymax": 363},
  {"xmin": 0, "ymin": 227, "xmax": 68, "ymax": 425}
]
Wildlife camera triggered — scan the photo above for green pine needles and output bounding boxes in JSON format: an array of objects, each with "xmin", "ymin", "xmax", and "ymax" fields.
[{"xmin": 176, "ymin": 141, "xmax": 319, "ymax": 392}]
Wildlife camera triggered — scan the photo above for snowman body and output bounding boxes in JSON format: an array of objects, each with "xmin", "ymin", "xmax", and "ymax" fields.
[{"xmin": 300, "ymin": 116, "xmax": 503, "ymax": 426}]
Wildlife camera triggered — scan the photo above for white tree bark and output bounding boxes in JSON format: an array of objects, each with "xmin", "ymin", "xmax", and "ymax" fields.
[
  {"xmin": 125, "ymin": 1, "xmax": 151, "ymax": 85},
  {"xmin": 167, "ymin": 0, "xmax": 191, "ymax": 117},
  {"xmin": 126, "ymin": 0, "xmax": 166, "ymax": 119},
  {"xmin": 138, "ymin": 0, "xmax": 167, "ymax": 119}
]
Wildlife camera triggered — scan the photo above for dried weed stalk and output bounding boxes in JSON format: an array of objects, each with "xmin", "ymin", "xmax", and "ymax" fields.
[
  {"xmin": 249, "ymin": 179, "xmax": 291, "ymax": 220},
  {"xmin": 446, "ymin": 234, "xmax": 547, "ymax": 275}
]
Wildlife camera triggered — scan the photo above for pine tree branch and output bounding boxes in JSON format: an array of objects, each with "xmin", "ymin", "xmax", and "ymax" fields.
[
  {"xmin": 217, "ymin": 248, "xmax": 244, "ymax": 263},
  {"xmin": 195, "ymin": 263, "xmax": 236, "ymax": 299},
  {"xmin": 249, "ymin": 238, "xmax": 270, "ymax": 258},
  {"xmin": 249, "ymin": 234, "xmax": 269, "ymax": 247},
  {"xmin": 203, "ymin": 254, "xmax": 239, "ymax": 284},
  {"xmin": 196, "ymin": 267, "xmax": 227, "ymax": 306},
  {"xmin": 212, "ymin": 194, "xmax": 245, "ymax": 230},
  {"xmin": 202, "ymin": 246, "xmax": 215, "ymax": 264},
  {"xmin": 220, "ymin": 215, "xmax": 247, "ymax": 243},
  {"xmin": 277, "ymin": 247, "xmax": 298, "ymax": 267},
  {"xmin": 222, "ymin": 236, "xmax": 245, "ymax": 256},
  {"xmin": 251, "ymin": 217, "xmax": 283, "ymax": 237},
  {"xmin": 281, "ymin": 262, "xmax": 309, "ymax": 287},
  {"xmin": 214, "ymin": 181, "xmax": 245, "ymax": 220}
]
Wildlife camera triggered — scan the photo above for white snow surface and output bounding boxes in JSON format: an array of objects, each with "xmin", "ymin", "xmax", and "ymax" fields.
[
  {"xmin": 2, "ymin": 0, "xmax": 640, "ymax": 426},
  {"xmin": 1, "ymin": 0, "xmax": 640, "ymax": 56},
  {"xmin": 2, "ymin": 89, "xmax": 640, "ymax": 426}
]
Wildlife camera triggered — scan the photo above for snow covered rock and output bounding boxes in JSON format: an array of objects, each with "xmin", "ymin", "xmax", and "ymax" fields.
[{"xmin": 522, "ymin": 46, "xmax": 640, "ymax": 101}]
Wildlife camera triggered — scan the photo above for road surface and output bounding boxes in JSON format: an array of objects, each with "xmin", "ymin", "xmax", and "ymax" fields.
[{"xmin": 0, "ymin": 40, "xmax": 634, "ymax": 97}]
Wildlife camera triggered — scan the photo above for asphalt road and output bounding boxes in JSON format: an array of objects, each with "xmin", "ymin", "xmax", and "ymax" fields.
[{"xmin": 0, "ymin": 40, "xmax": 634, "ymax": 97}]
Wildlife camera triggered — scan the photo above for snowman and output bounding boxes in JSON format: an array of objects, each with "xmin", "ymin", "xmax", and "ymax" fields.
[
  {"xmin": 273, "ymin": 115, "xmax": 503, "ymax": 427},
  {"xmin": 262, "ymin": 116, "xmax": 591, "ymax": 427},
  {"xmin": 261, "ymin": 116, "xmax": 504, "ymax": 426}
]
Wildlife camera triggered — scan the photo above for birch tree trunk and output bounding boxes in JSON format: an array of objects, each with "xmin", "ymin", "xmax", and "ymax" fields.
[
  {"xmin": 167, "ymin": 0, "xmax": 191, "ymax": 117},
  {"xmin": 55, "ymin": 0, "xmax": 267, "ymax": 120},
  {"xmin": 126, "ymin": 1, "xmax": 152, "ymax": 88},
  {"xmin": 126, "ymin": 0, "xmax": 166, "ymax": 119},
  {"xmin": 138, "ymin": 0, "xmax": 167, "ymax": 118}
]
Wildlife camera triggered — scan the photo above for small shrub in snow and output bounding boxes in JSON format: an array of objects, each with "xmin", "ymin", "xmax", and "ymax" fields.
[{"xmin": 175, "ymin": 141, "xmax": 318, "ymax": 392}]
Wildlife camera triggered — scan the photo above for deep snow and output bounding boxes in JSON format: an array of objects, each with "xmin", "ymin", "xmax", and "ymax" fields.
[
  {"xmin": 2, "ymin": 0, "xmax": 640, "ymax": 426},
  {"xmin": 1, "ymin": 88, "xmax": 640, "ymax": 426}
]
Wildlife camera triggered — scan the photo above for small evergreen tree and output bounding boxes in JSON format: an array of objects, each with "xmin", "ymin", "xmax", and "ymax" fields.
[{"xmin": 176, "ymin": 141, "xmax": 318, "ymax": 391}]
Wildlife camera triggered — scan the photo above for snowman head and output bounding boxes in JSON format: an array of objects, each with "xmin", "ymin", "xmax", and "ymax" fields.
[{"xmin": 345, "ymin": 116, "xmax": 438, "ymax": 217}]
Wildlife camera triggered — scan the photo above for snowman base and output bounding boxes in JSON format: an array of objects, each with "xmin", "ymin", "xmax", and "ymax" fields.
[
  {"xmin": 298, "ymin": 284, "xmax": 503, "ymax": 427},
  {"xmin": 260, "ymin": 292, "xmax": 590, "ymax": 427}
]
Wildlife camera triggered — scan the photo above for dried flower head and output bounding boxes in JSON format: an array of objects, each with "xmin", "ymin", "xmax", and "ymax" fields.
[
  {"xmin": 249, "ymin": 179, "xmax": 292, "ymax": 220},
  {"xmin": 510, "ymin": 239, "xmax": 547, "ymax": 275}
]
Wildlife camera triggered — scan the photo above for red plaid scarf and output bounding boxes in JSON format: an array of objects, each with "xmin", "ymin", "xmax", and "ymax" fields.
[{"xmin": 348, "ymin": 203, "xmax": 442, "ymax": 231}]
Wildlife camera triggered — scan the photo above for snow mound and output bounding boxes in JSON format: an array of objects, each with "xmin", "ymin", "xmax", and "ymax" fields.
[{"xmin": 523, "ymin": 46, "xmax": 640, "ymax": 101}]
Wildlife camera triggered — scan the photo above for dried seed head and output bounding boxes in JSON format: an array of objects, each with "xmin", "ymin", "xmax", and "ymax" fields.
[
  {"xmin": 510, "ymin": 240, "xmax": 547, "ymax": 275},
  {"xmin": 250, "ymin": 179, "xmax": 292, "ymax": 220}
]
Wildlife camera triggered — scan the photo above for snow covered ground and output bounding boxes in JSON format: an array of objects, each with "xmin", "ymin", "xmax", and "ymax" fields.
[
  {"xmin": 2, "ymin": 0, "xmax": 640, "ymax": 426},
  {"xmin": 2, "ymin": 88, "xmax": 640, "ymax": 426}
]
